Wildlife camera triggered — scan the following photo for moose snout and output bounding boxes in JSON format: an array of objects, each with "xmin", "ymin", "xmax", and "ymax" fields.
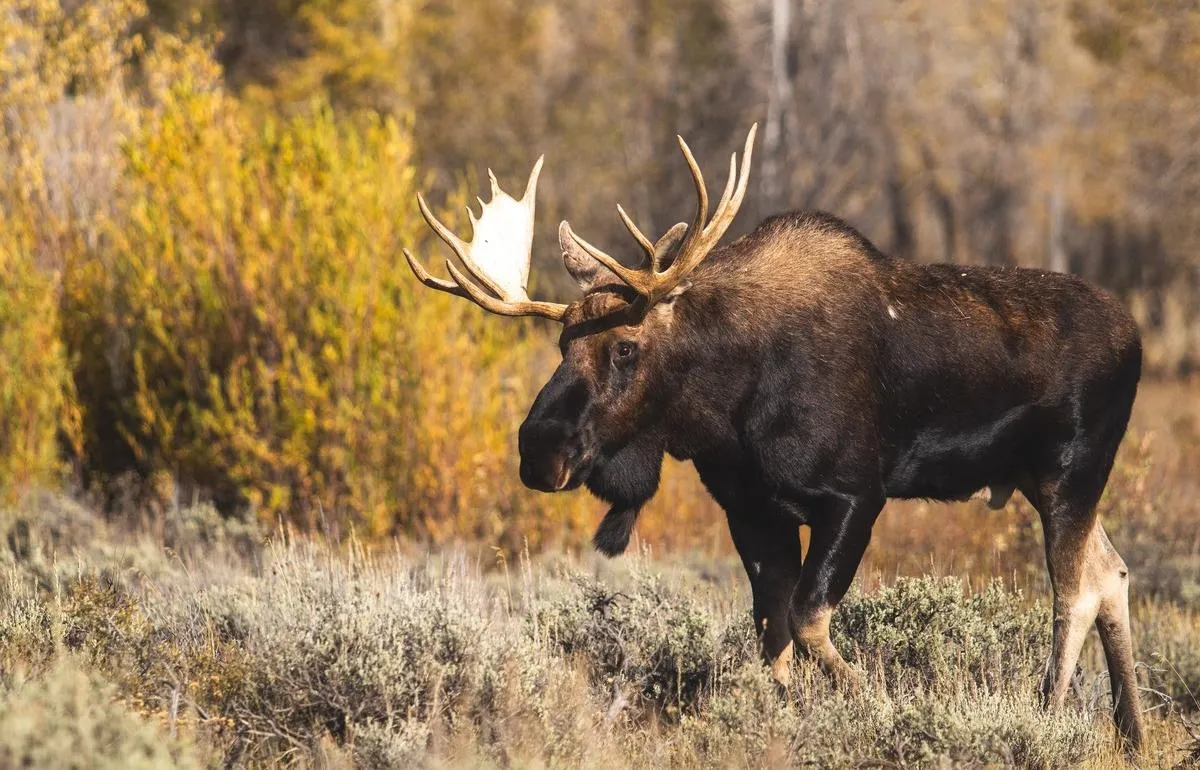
[{"xmin": 518, "ymin": 418, "xmax": 591, "ymax": 492}]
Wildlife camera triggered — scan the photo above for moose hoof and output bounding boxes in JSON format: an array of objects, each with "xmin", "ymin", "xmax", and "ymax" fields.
[{"xmin": 827, "ymin": 661, "xmax": 866, "ymax": 693}]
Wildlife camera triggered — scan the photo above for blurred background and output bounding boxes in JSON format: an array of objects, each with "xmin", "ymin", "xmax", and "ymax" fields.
[{"xmin": 2, "ymin": 0, "xmax": 1198, "ymax": 553}]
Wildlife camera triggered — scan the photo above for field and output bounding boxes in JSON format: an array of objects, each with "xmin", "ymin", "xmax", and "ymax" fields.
[
  {"xmin": 1, "ymin": 381, "xmax": 1197, "ymax": 769},
  {"xmin": 3, "ymin": 3, "xmax": 1200, "ymax": 767}
]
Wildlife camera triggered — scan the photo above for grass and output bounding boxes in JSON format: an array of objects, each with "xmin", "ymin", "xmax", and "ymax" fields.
[
  {"xmin": 0, "ymin": 381, "xmax": 1196, "ymax": 768},
  {"xmin": 0, "ymin": 507, "xmax": 1196, "ymax": 767}
]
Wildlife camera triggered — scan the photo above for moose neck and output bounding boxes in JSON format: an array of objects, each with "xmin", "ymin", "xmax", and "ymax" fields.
[{"xmin": 651, "ymin": 283, "xmax": 768, "ymax": 465}]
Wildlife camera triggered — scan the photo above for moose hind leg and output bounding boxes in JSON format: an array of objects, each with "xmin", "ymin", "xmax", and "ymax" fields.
[
  {"xmin": 1093, "ymin": 524, "xmax": 1144, "ymax": 751},
  {"xmin": 1033, "ymin": 486, "xmax": 1143, "ymax": 753},
  {"xmin": 1038, "ymin": 514, "xmax": 1098, "ymax": 712}
]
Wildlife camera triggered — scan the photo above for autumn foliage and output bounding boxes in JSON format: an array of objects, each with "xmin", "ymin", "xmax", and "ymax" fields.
[{"xmin": 0, "ymin": 1, "xmax": 597, "ymax": 543}]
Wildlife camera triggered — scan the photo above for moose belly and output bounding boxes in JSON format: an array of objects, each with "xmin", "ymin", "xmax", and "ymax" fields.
[{"xmin": 881, "ymin": 404, "xmax": 1039, "ymax": 502}]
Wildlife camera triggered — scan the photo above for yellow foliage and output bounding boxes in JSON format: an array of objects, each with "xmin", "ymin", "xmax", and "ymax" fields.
[
  {"xmin": 0, "ymin": 1, "xmax": 746, "ymax": 550},
  {"xmin": 0, "ymin": 0, "xmax": 135, "ymax": 500},
  {"xmin": 0, "ymin": 216, "xmax": 75, "ymax": 501},
  {"xmin": 42, "ymin": 76, "xmax": 593, "ymax": 544}
]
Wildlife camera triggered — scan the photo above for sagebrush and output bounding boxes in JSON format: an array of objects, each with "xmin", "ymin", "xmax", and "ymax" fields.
[{"xmin": 0, "ymin": 494, "xmax": 1197, "ymax": 768}]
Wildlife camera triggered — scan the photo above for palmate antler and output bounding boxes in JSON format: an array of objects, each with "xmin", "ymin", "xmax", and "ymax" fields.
[
  {"xmin": 404, "ymin": 124, "xmax": 757, "ymax": 321},
  {"xmin": 402, "ymin": 157, "xmax": 568, "ymax": 321},
  {"xmin": 563, "ymin": 124, "xmax": 757, "ymax": 307}
]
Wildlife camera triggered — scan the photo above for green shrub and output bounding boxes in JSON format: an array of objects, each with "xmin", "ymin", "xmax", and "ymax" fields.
[
  {"xmin": 834, "ymin": 577, "xmax": 1049, "ymax": 686},
  {"xmin": 535, "ymin": 571, "xmax": 734, "ymax": 716},
  {"xmin": 0, "ymin": 658, "xmax": 204, "ymax": 770}
]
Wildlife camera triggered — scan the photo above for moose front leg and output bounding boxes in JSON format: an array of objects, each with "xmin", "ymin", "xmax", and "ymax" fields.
[
  {"xmin": 700, "ymin": 461, "xmax": 804, "ymax": 685},
  {"xmin": 789, "ymin": 492, "xmax": 883, "ymax": 686},
  {"xmin": 726, "ymin": 510, "xmax": 805, "ymax": 685}
]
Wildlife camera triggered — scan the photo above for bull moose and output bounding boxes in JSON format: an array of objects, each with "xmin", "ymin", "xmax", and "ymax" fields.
[{"xmin": 403, "ymin": 125, "xmax": 1144, "ymax": 751}]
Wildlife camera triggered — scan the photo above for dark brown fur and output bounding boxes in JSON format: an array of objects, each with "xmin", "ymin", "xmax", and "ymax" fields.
[{"xmin": 516, "ymin": 210, "xmax": 1144, "ymax": 752}]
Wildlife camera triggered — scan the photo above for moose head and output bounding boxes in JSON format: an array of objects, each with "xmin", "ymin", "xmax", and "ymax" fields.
[{"xmin": 404, "ymin": 126, "xmax": 757, "ymax": 552}]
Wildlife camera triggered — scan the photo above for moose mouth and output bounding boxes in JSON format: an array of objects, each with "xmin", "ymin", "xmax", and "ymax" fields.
[
  {"xmin": 517, "ymin": 413, "xmax": 599, "ymax": 493},
  {"xmin": 551, "ymin": 449, "xmax": 595, "ymax": 492}
]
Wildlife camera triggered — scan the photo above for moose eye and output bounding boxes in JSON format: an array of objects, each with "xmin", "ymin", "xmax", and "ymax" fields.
[{"xmin": 614, "ymin": 341, "xmax": 636, "ymax": 361}]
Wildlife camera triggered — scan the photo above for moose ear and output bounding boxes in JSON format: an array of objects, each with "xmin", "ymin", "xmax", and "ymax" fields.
[
  {"xmin": 651, "ymin": 222, "xmax": 688, "ymax": 270},
  {"xmin": 560, "ymin": 221, "xmax": 621, "ymax": 292}
]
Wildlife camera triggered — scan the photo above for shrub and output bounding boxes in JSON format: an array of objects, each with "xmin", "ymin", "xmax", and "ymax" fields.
[
  {"xmin": 162, "ymin": 502, "xmax": 261, "ymax": 563},
  {"xmin": 1, "ymin": 0, "xmax": 608, "ymax": 546},
  {"xmin": 54, "ymin": 69, "xmax": 596, "ymax": 543},
  {"xmin": 135, "ymin": 540, "xmax": 586, "ymax": 765},
  {"xmin": 834, "ymin": 577, "xmax": 1049, "ymax": 686},
  {"xmin": 685, "ymin": 673, "xmax": 1100, "ymax": 768},
  {"xmin": 1137, "ymin": 600, "xmax": 1200, "ymax": 710},
  {"xmin": 0, "ymin": 491, "xmax": 175, "ymax": 597},
  {"xmin": 0, "ymin": 220, "xmax": 74, "ymax": 501},
  {"xmin": 0, "ymin": 658, "xmax": 204, "ymax": 770},
  {"xmin": 3, "ymin": 502, "xmax": 1177, "ymax": 768},
  {"xmin": 535, "ymin": 570, "xmax": 734, "ymax": 716}
]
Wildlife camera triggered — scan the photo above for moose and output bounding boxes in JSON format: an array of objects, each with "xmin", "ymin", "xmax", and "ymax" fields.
[{"xmin": 403, "ymin": 125, "xmax": 1144, "ymax": 751}]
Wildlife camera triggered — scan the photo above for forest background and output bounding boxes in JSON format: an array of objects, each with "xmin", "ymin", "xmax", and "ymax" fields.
[{"xmin": 2, "ymin": 0, "xmax": 1198, "ymax": 547}]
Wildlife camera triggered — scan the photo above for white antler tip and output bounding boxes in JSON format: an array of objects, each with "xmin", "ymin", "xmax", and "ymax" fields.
[{"xmin": 523, "ymin": 155, "xmax": 544, "ymax": 205}]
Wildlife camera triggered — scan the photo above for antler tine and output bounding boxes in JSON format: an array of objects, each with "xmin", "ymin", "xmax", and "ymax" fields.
[
  {"xmin": 660, "ymin": 124, "xmax": 757, "ymax": 289},
  {"xmin": 700, "ymin": 123, "xmax": 757, "ymax": 242},
  {"xmin": 711, "ymin": 154, "xmax": 738, "ymax": 225},
  {"xmin": 521, "ymin": 155, "xmax": 544, "ymax": 204},
  {"xmin": 666, "ymin": 154, "xmax": 735, "ymax": 284},
  {"xmin": 402, "ymin": 248, "xmax": 472, "ymax": 300},
  {"xmin": 616, "ymin": 204, "xmax": 656, "ymax": 263},
  {"xmin": 730, "ymin": 124, "xmax": 757, "ymax": 212},
  {"xmin": 416, "ymin": 193, "xmax": 506, "ymax": 298},
  {"xmin": 416, "ymin": 193, "xmax": 469, "ymax": 259},
  {"xmin": 700, "ymin": 127, "xmax": 755, "ymax": 241},
  {"xmin": 567, "ymin": 227, "xmax": 655, "ymax": 294},
  {"xmin": 675, "ymin": 134, "xmax": 710, "ymax": 260},
  {"xmin": 446, "ymin": 261, "xmax": 566, "ymax": 320}
]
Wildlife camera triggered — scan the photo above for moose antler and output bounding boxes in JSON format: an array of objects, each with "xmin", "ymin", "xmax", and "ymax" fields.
[
  {"xmin": 564, "ymin": 124, "xmax": 757, "ymax": 307},
  {"xmin": 403, "ymin": 157, "xmax": 568, "ymax": 321}
]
